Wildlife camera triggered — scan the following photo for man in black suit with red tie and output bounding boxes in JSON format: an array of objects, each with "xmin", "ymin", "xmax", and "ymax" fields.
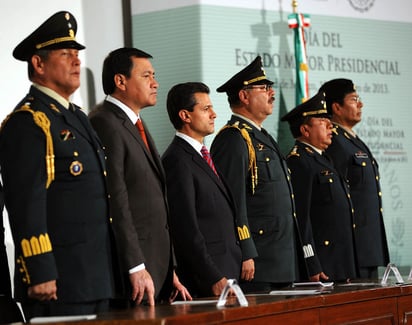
[
  {"xmin": 162, "ymin": 82, "xmax": 242, "ymax": 297},
  {"xmin": 89, "ymin": 48, "xmax": 191, "ymax": 306}
]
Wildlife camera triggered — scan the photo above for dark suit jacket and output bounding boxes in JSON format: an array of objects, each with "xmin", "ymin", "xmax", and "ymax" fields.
[
  {"xmin": 325, "ymin": 124, "xmax": 389, "ymax": 268},
  {"xmin": 211, "ymin": 115, "xmax": 300, "ymax": 283},
  {"xmin": 89, "ymin": 100, "xmax": 173, "ymax": 300},
  {"xmin": 162, "ymin": 136, "xmax": 242, "ymax": 297},
  {"xmin": 287, "ymin": 141, "xmax": 358, "ymax": 281},
  {"xmin": 0, "ymin": 86, "xmax": 113, "ymax": 303}
]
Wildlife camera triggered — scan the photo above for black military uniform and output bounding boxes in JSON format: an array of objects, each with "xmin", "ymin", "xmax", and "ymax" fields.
[
  {"xmin": 211, "ymin": 57, "xmax": 302, "ymax": 291},
  {"xmin": 0, "ymin": 11, "xmax": 113, "ymax": 318},
  {"xmin": 282, "ymin": 92, "xmax": 359, "ymax": 282},
  {"xmin": 321, "ymin": 79, "xmax": 389, "ymax": 278},
  {"xmin": 0, "ymin": 183, "xmax": 24, "ymax": 323}
]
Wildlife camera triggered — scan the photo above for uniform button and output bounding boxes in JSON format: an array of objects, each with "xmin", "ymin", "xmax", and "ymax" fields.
[
  {"xmin": 329, "ymin": 178, "xmax": 333, "ymax": 183},
  {"xmin": 73, "ymin": 151, "xmax": 79, "ymax": 157},
  {"xmin": 105, "ymin": 156, "xmax": 108, "ymax": 160},
  {"xmin": 324, "ymin": 241, "xmax": 329, "ymax": 246},
  {"xmin": 376, "ymin": 176, "xmax": 379, "ymax": 181},
  {"xmin": 109, "ymin": 217, "xmax": 113, "ymax": 223},
  {"xmin": 107, "ymin": 194, "xmax": 111, "ymax": 199},
  {"xmin": 378, "ymin": 192, "xmax": 382, "ymax": 197},
  {"xmin": 362, "ymin": 162, "xmax": 366, "ymax": 166},
  {"xmin": 380, "ymin": 208, "xmax": 384, "ymax": 213},
  {"xmin": 351, "ymin": 208, "xmax": 355, "ymax": 214},
  {"xmin": 22, "ymin": 278, "xmax": 27, "ymax": 283},
  {"xmin": 103, "ymin": 171, "xmax": 107, "ymax": 176},
  {"xmin": 347, "ymin": 193, "xmax": 351, "ymax": 198},
  {"xmin": 287, "ymin": 175, "xmax": 291, "ymax": 181},
  {"xmin": 265, "ymin": 157, "xmax": 270, "ymax": 162},
  {"xmin": 259, "ymin": 229, "xmax": 264, "ymax": 235},
  {"xmin": 291, "ymin": 194, "xmax": 294, "ymax": 199},
  {"xmin": 19, "ymin": 268, "xmax": 24, "ymax": 273},
  {"xmin": 16, "ymin": 258, "xmax": 21, "ymax": 264},
  {"xmin": 293, "ymin": 212, "xmax": 297, "ymax": 217},
  {"xmin": 353, "ymin": 224, "xmax": 356, "ymax": 229}
]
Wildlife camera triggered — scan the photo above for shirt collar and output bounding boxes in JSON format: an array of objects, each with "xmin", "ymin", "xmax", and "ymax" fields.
[
  {"xmin": 106, "ymin": 94, "xmax": 140, "ymax": 124},
  {"xmin": 232, "ymin": 113, "xmax": 262, "ymax": 131},
  {"xmin": 33, "ymin": 83, "xmax": 70, "ymax": 109},
  {"xmin": 176, "ymin": 131, "xmax": 204, "ymax": 156}
]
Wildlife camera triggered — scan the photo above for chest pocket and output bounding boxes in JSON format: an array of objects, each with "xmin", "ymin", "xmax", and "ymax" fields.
[
  {"xmin": 314, "ymin": 172, "xmax": 336, "ymax": 203},
  {"xmin": 348, "ymin": 154, "xmax": 368, "ymax": 185},
  {"xmin": 255, "ymin": 146, "xmax": 282, "ymax": 181}
]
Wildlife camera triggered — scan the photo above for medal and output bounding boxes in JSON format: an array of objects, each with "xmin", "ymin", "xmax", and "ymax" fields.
[{"xmin": 69, "ymin": 160, "xmax": 83, "ymax": 176}]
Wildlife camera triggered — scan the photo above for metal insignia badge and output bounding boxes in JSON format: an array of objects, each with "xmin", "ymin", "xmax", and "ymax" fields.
[
  {"xmin": 60, "ymin": 129, "xmax": 75, "ymax": 141},
  {"xmin": 69, "ymin": 161, "xmax": 83, "ymax": 176}
]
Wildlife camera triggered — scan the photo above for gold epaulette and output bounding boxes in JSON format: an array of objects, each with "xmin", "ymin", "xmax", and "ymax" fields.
[
  {"xmin": 10, "ymin": 104, "xmax": 55, "ymax": 188},
  {"xmin": 217, "ymin": 121, "xmax": 258, "ymax": 194}
]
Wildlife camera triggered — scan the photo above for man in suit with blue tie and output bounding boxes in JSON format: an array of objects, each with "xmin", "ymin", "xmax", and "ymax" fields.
[{"xmin": 162, "ymin": 82, "xmax": 242, "ymax": 297}]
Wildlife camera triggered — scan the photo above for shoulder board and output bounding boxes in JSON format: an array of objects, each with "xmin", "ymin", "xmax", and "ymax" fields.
[
  {"xmin": 216, "ymin": 122, "xmax": 258, "ymax": 194},
  {"xmin": 305, "ymin": 146, "xmax": 315, "ymax": 155}
]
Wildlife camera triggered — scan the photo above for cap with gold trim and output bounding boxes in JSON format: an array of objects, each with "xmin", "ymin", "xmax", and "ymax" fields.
[
  {"xmin": 13, "ymin": 11, "xmax": 85, "ymax": 61},
  {"xmin": 281, "ymin": 91, "xmax": 329, "ymax": 126},
  {"xmin": 319, "ymin": 78, "xmax": 356, "ymax": 113},
  {"xmin": 216, "ymin": 56, "xmax": 273, "ymax": 96}
]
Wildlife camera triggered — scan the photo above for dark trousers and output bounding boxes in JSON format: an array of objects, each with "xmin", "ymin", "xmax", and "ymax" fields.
[
  {"xmin": 0, "ymin": 295, "xmax": 24, "ymax": 324},
  {"xmin": 21, "ymin": 299, "xmax": 109, "ymax": 321},
  {"xmin": 240, "ymin": 281, "xmax": 292, "ymax": 294},
  {"xmin": 359, "ymin": 266, "xmax": 378, "ymax": 280}
]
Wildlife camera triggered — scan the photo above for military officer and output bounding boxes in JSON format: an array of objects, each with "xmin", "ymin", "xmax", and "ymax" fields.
[
  {"xmin": 282, "ymin": 92, "xmax": 359, "ymax": 282},
  {"xmin": 320, "ymin": 79, "xmax": 389, "ymax": 279},
  {"xmin": 211, "ymin": 56, "xmax": 303, "ymax": 293},
  {"xmin": 0, "ymin": 11, "xmax": 114, "ymax": 319}
]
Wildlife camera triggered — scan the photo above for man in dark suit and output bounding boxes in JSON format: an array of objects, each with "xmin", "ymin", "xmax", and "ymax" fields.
[
  {"xmin": 282, "ymin": 92, "xmax": 359, "ymax": 282},
  {"xmin": 320, "ymin": 79, "xmax": 389, "ymax": 279},
  {"xmin": 162, "ymin": 82, "xmax": 242, "ymax": 297},
  {"xmin": 0, "ymin": 11, "xmax": 114, "ymax": 319},
  {"xmin": 210, "ymin": 56, "xmax": 303, "ymax": 293},
  {"xmin": 89, "ymin": 47, "xmax": 190, "ymax": 306}
]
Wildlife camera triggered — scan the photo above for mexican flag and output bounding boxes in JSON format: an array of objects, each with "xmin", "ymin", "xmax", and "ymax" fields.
[{"xmin": 288, "ymin": 12, "xmax": 311, "ymax": 106}]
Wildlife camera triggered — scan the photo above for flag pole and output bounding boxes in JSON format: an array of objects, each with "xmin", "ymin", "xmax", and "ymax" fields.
[{"xmin": 292, "ymin": 0, "xmax": 298, "ymax": 13}]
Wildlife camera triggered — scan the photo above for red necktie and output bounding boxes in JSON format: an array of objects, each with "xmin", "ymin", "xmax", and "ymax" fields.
[
  {"xmin": 135, "ymin": 119, "xmax": 149, "ymax": 150},
  {"xmin": 201, "ymin": 145, "xmax": 218, "ymax": 177}
]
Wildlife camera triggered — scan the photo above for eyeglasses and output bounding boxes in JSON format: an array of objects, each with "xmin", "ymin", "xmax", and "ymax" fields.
[{"xmin": 243, "ymin": 84, "xmax": 273, "ymax": 92}]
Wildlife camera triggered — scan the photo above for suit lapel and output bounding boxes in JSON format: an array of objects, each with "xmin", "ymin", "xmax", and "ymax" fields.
[
  {"xmin": 176, "ymin": 137, "xmax": 232, "ymax": 200},
  {"xmin": 106, "ymin": 101, "xmax": 164, "ymax": 179}
]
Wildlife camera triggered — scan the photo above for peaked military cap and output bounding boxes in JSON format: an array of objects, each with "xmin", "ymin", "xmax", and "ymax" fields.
[
  {"xmin": 13, "ymin": 11, "xmax": 85, "ymax": 61},
  {"xmin": 281, "ymin": 91, "xmax": 329, "ymax": 126},
  {"xmin": 216, "ymin": 56, "xmax": 273, "ymax": 95},
  {"xmin": 319, "ymin": 78, "xmax": 356, "ymax": 112}
]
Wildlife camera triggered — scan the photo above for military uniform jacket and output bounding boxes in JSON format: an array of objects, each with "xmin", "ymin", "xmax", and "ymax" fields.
[
  {"xmin": 162, "ymin": 136, "xmax": 242, "ymax": 297},
  {"xmin": 89, "ymin": 100, "xmax": 173, "ymax": 299},
  {"xmin": 287, "ymin": 141, "xmax": 358, "ymax": 281},
  {"xmin": 0, "ymin": 86, "xmax": 113, "ymax": 302},
  {"xmin": 211, "ymin": 115, "xmax": 299, "ymax": 283},
  {"xmin": 325, "ymin": 124, "xmax": 389, "ymax": 268}
]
